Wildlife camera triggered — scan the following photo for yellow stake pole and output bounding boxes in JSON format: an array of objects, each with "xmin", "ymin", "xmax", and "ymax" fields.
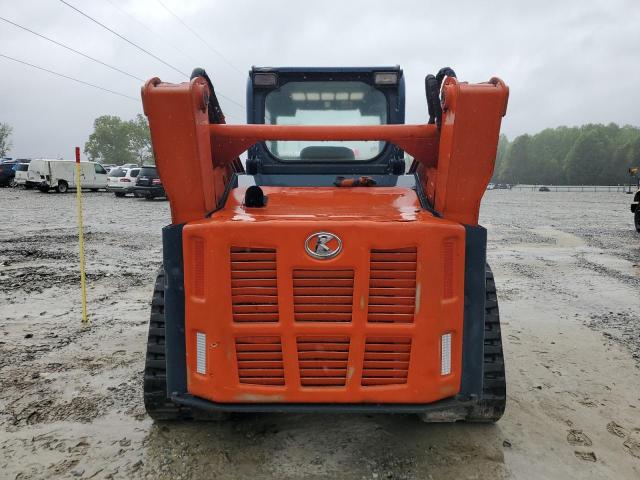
[{"xmin": 75, "ymin": 147, "xmax": 88, "ymax": 324}]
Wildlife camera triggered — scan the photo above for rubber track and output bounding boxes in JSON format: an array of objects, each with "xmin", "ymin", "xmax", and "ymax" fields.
[
  {"xmin": 143, "ymin": 270, "xmax": 194, "ymax": 420},
  {"xmin": 467, "ymin": 265, "xmax": 507, "ymax": 422}
]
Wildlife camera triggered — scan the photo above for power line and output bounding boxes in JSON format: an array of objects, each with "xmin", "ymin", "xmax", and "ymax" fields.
[
  {"xmin": 155, "ymin": 0, "xmax": 243, "ymax": 75},
  {"xmin": 61, "ymin": 0, "xmax": 245, "ymax": 109},
  {"xmin": 58, "ymin": 0, "xmax": 188, "ymax": 78},
  {"xmin": 0, "ymin": 53, "xmax": 139, "ymax": 101},
  {"xmin": 104, "ymin": 0, "xmax": 201, "ymax": 67},
  {"xmin": 0, "ymin": 15, "xmax": 144, "ymax": 82},
  {"xmin": 152, "ymin": 0, "xmax": 246, "ymax": 109},
  {"xmin": 220, "ymin": 95, "xmax": 243, "ymax": 109}
]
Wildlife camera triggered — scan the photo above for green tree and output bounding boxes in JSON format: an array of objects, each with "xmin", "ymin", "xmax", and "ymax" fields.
[
  {"xmin": 612, "ymin": 135, "xmax": 640, "ymax": 183},
  {"xmin": 129, "ymin": 114, "xmax": 153, "ymax": 165},
  {"xmin": 84, "ymin": 115, "xmax": 153, "ymax": 166},
  {"xmin": 527, "ymin": 127, "xmax": 579, "ymax": 184},
  {"xmin": 565, "ymin": 129, "xmax": 612, "ymax": 184},
  {"xmin": 501, "ymin": 134, "xmax": 533, "ymax": 184},
  {"xmin": 492, "ymin": 134, "xmax": 510, "ymax": 182},
  {"xmin": 0, "ymin": 122, "xmax": 12, "ymax": 157},
  {"xmin": 85, "ymin": 116, "xmax": 135, "ymax": 165}
]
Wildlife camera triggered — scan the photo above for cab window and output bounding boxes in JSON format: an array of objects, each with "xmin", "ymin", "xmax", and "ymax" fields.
[{"xmin": 265, "ymin": 81, "xmax": 387, "ymax": 162}]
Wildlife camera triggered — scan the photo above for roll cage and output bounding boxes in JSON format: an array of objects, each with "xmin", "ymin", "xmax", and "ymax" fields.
[{"xmin": 246, "ymin": 66, "xmax": 406, "ymax": 175}]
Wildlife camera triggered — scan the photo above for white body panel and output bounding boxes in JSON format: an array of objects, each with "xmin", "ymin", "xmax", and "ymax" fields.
[
  {"xmin": 14, "ymin": 166, "xmax": 29, "ymax": 185},
  {"xmin": 28, "ymin": 159, "xmax": 107, "ymax": 190}
]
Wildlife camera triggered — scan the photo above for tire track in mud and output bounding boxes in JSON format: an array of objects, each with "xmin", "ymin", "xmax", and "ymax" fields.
[
  {"xmin": 0, "ymin": 230, "xmax": 153, "ymax": 294},
  {"xmin": 575, "ymin": 255, "xmax": 640, "ymax": 368},
  {"xmin": 577, "ymin": 255, "xmax": 640, "ymax": 290}
]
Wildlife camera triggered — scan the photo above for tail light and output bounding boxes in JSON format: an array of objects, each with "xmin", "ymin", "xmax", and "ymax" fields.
[{"xmin": 152, "ymin": 178, "xmax": 162, "ymax": 185}]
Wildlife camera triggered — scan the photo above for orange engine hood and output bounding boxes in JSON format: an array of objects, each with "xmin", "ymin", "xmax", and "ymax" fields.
[{"xmin": 212, "ymin": 186, "xmax": 430, "ymax": 223}]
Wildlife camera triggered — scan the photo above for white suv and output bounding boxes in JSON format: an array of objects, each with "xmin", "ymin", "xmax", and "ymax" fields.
[{"xmin": 107, "ymin": 167, "xmax": 141, "ymax": 197}]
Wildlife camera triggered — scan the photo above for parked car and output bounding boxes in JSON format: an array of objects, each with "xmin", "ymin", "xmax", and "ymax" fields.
[
  {"xmin": 133, "ymin": 165, "xmax": 165, "ymax": 200},
  {"xmin": 0, "ymin": 160, "xmax": 18, "ymax": 187},
  {"xmin": 107, "ymin": 167, "xmax": 140, "ymax": 197},
  {"xmin": 102, "ymin": 163, "xmax": 117, "ymax": 173},
  {"xmin": 29, "ymin": 159, "xmax": 108, "ymax": 193},
  {"xmin": 538, "ymin": 186, "xmax": 550, "ymax": 192},
  {"xmin": 121, "ymin": 163, "xmax": 139, "ymax": 169},
  {"xmin": 14, "ymin": 163, "xmax": 32, "ymax": 188}
]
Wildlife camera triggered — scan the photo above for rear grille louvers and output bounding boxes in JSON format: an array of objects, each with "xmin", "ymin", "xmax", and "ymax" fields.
[
  {"xmin": 368, "ymin": 248, "xmax": 417, "ymax": 323},
  {"xmin": 297, "ymin": 336, "xmax": 350, "ymax": 386},
  {"xmin": 226, "ymin": 246, "xmax": 421, "ymax": 391},
  {"xmin": 235, "ymin": 336, "xmax": 285, "ymax": 385},
  {"xmin": 362, "ymin": 337, "xmax": 412, "ymax": 386},
  {"xmin": 293, "ymin": 270, "xmax": 354, "ymax": 322},
  {"xmin": 231, "ymin": 247, "xmax": 278, "ymax": 323}
]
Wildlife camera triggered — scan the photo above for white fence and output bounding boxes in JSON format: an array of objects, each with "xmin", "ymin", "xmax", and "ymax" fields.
[{"xmin": 508, "ymin": 184, "xmax": 637, "ymax": 193}]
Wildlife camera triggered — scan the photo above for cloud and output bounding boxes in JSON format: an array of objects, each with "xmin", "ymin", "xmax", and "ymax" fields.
[{"xmin": 1, "ymin": 0, "xmax": 638, "ymax": 157}]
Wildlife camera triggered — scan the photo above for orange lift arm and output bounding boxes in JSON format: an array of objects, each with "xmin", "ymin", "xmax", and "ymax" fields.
[
  {"xmin": 420, "ymin": 77, "xmax": 509, "ymax": 225},
  {"xmin": 142, "ymin": 75, "xmax": 508, "ymax": 226}
]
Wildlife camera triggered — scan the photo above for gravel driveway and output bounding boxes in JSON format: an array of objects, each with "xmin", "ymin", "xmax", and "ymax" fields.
[{"xmin": 1, "ymin": 187, "xmax": 639, "ymax": 479}]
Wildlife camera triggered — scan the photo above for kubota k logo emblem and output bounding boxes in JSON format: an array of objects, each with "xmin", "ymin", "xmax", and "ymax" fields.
[{"xmin": 305, "ymin": 232, "xmax": 342, "ymax": 259}]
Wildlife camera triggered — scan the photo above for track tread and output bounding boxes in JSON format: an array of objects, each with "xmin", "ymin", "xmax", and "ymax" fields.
[
  {"xmin": 143, "ymin": 270, "xmax": 197, "ymax": 421},
  {"xmin": 466, "ymin": 264, "xmax": 507, "ymax": 422}
]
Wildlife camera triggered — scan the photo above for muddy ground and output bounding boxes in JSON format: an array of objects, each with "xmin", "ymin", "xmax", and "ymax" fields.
[{"xmin": 1, "ymin": 187, "xmax": 639, "ymax": 479}]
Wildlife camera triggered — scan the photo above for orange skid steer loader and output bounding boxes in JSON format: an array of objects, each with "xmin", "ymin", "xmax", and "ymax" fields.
[{"xmin": 141, "ymin": 66, "xmax": 509, "ymax": 422}]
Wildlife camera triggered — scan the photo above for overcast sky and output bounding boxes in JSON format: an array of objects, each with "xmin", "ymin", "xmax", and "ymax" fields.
[{"xmin": 1, "ymin": 0, "xmax": 639, "ymax": 158}]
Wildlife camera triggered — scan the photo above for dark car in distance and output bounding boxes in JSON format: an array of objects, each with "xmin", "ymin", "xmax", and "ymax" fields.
[
  {"xmin": 134, "ymin": 165, "xmax": 165, "ymax": 200},
  {"xmin": 0, "ymin": 160, "xmax": 18, "ymax": 187}
]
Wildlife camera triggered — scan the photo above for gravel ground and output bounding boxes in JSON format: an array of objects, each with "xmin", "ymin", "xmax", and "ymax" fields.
[{"xmin": 1, "ymin": 187, "xmax": 639, "ymax": 479}]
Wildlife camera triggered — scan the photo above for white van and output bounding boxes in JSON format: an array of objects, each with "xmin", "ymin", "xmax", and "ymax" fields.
[{"xmin": 29, "ymin": 159, "xmax": 108, "ymax": 193}]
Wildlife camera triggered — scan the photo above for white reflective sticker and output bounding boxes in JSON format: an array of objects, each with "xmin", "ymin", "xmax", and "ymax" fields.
[
  {"xmin": 441, "ymin": 333, "xmax": 452, "ymax": 376},
  {"xmin": 196, "ymin": 332, "xmax": 206, "ymax": 374}
]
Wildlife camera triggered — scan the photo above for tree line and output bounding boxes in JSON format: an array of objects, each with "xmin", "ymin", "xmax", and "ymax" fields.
[
  {"xmin": 493, "ymin": 123, "xmax": 640, "ymax": 185},
  {"xmin": 2, "ymin": 116, "xmax": 153, "ymax": 165},
  {"xmin": 4, "ymin": 118, "xmax": 640, "ymax": 184}
]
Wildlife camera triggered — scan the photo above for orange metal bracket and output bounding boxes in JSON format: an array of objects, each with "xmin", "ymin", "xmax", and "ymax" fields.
[{"xmin": 208, "ymin": 124, "xmax": 439, "ymax": 168}]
